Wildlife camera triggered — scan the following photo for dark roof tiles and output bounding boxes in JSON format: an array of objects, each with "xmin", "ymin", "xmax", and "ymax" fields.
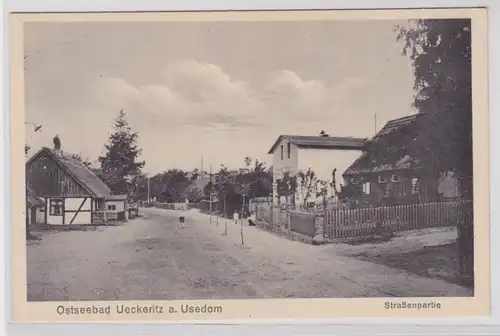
[{"xmin": 268, "ymin": 135, "xmax": 366, "ymax": 154}]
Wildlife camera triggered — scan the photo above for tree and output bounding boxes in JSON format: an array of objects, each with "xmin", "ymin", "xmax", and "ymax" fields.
[
  {"xmin": 276, "ymin": 171, "xmax": 297, "ymax": 207},
  {"xmin": 214, "ymin": 165, "xmax": 233, "ymax": 235},
  {"xmin": 396, "ymin": 19, "xmax": 472, "ymax": 198},
  {"xmin": 98, "ymin": 110, "xmax": 145, "ymax": 196},
  {"xmin": 396, "ymin": 19, "xmax": 473, "ymax": 279},
  {"xmin": 296, "ymin": 168, "xmax": 320, "ymax": 208},
  {"xmin": 160, "ymin": 169, "xmax": 191, "ymax": 203},
  {"xmin": 190, "ymin": 168, "xmax": 200, "ymax": 181}
]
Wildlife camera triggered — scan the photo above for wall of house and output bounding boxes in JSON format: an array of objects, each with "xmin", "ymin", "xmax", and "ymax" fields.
[
  {"xmin": 438, "ymin": 171, "xmax": 461, "ymax": 198},
  {"xmin": 342, "ymin": 169, "xmax": 458, "ymax": 206},
  {"xmin": 105, "ymin": 200, "xmax": 126, "ymax": 212},
  {"xmin": 35, "ymin": 207, "xmax": 44, "ymax": 224},
  {"xmin": 45, "ymin": 197, "xmax": 93, "ymax": 225},
  {"xmin": 64, "ymin": 197, "xmax": 92, "ymax": 225},
  {"xmin": 27, "ymin": 207, "xmax": 45, "ymax": 225},
  {"xmin": 26, "ymin": 151, "xmax": 91, "ymax": 197},
  {"xmin": 298, "ymin": 149, "xmax": 363, "ymax": 183},
  {"xmin": 272, "ymin": 139, "xmax": 299, "ymax": 181},
  {"xmin": 45, "ymin": 197, "xmax": 63, "ymax": 225},
  {"xmin": 272, "ymin": 141, "xmax": 364, "ymax": 206}
]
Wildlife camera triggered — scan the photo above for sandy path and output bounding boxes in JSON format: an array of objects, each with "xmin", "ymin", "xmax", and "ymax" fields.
[{"xmin": 26, "ymin": 208, "xmax": 471, "ymax": 301}]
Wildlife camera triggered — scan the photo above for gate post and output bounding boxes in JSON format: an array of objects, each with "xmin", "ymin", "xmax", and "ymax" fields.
[{"xmin": 313, "ymin": 212, "xmax": 325, "ymax": 245}]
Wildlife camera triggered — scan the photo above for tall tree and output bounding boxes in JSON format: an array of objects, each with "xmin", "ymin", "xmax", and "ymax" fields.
[
  {"xmin": 396, "ymin": 19, "xmax": 472, "ymax": 198},
  {"xmin": 160, "ymin": 169, "xmax": 191, "ymax": 203},
  {"xmin": 98, "ymin": 110, "xmax": 145, "ymax": 196},
  {"xmin": 396, "ymin": 19, "xmax": 473, "ymax": 279}
]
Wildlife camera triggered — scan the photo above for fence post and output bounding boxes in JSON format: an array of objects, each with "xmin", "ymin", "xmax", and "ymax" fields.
[{"xmin": 313, "ymin": 213, "xmax": 325, "ymax": 245}]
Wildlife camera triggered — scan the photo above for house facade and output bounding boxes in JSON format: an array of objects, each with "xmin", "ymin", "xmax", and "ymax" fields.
[
  {"xmin": 25, "ymin": 136, "xmax": 114, "ymax": 225},
  {"xmin": 104, "ymin": 194, "xmax": 129, "ymax": 221},
  {"xmin": 26, "ymin": 187, "xmax": 45, "ymax": 227},
  {"xmin": 342, "ymin": 114, "xmax": 461, "ymax": 207},
  {"xmin": 267, "ymin": 135, "xmax": 366, "ymax": 206}
]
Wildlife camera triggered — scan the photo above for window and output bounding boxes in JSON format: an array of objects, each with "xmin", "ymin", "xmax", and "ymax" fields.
[
  {"xmin": 287, "ymin": 142, "xmax": 291, "ymax": 159},
  {"xmin": 49, "ymin": 198, "xmax": 63, "ymax": 216},
  {"xmin": 411, "ymin": 177, "xmax": 420, "ymax": 195},
  {"xmin": 107, "ymin": 204, "xmax": 117, "ymax": 211},
  {"xmin": 362, "ymin": 182, "xmax": 371, "ymax": 195},
  {"xmin": 378, "ymin": 175, "xmax": 388, "ymax": 183},
  {"xmin": 391, "ymin": 174, "xmax": 401, "ymax": 182},
  {"xmin": 280, "ymin": 145, "xmax": 284, "ymax": 160}
]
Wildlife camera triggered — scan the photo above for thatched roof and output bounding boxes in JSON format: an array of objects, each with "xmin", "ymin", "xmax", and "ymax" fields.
[
  {"xmin": 343, "ymin": 114, "xmax": 426, "ymax": 176},
  {"xmin": 26, "ymin": 187, "xmax": 44, "ymax": 208},
  {"xmin": 27, "ymin": 147, "xmax": 112, "ymax": 198}
]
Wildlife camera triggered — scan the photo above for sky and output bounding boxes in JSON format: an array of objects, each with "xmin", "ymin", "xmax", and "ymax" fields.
[{"xmin": 24, "ymin": 19, "xmax": 417, "ymax": 176}]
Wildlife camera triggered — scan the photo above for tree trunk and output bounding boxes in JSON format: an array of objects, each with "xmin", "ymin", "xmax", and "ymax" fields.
[
  {"xmin": 224, "ymin": 194, "xmax": 228, "ymax": 235},
  {"xmin": 240, "ymin": 195, "xmax": 245, "ymax": 245}
]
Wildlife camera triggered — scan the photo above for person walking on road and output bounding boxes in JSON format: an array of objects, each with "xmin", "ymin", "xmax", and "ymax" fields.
[
  {"xmin": 178, "ymin": 206, "xmax": 185, "ymax": 227},
  {"xmin": 233, "ymin": 211, "xmax": 239, "ymax": 225}
]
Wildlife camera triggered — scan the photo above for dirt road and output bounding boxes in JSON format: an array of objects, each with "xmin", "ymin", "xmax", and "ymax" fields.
[{"xmin": 27, "ymin": 208, "xmax": 472, "ymax": 301}]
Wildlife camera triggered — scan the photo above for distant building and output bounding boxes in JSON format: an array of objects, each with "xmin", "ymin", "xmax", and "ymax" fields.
[{"xmin": 267, "ymin": 134, "xmax": 366, "ymax": 205}]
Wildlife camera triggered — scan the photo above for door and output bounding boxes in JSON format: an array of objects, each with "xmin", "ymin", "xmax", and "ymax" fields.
[{"xmin": 31, "ymin": 207, "xmax": 37, "ymax": 225}]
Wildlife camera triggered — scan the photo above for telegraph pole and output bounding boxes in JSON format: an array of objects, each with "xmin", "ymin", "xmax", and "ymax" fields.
[
  {"xmin": 209, "ymin": 164, "xmax": 213, "ymax": 224},
  {"xmin": 201, "ymin": 156, "xmax": 204, "ymax": 180},
  {"xmin": 147, "ymin": 176, "xmax": 150, "ymax": 206}
]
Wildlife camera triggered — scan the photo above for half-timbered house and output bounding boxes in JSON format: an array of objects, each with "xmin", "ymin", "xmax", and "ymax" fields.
[{"xmin": 25, "ymin": 136, "xmax": 113, "ymax": 225}]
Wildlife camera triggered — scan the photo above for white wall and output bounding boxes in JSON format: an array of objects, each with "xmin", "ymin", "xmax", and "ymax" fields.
[
  {"xmin": 46, "ymin": 198, "xmax": 63, "ymax": 225},
  {"xmin": 64, "ymin": 197, "xmax": 92, "ymax": 225},
  {"xmin": 35, "ymin": 207, "xmax": 44, "ymax": 224},
  {"xmin": 272, "ymin": 139, "xmax": 299, "ymax": 180},
  {"xmin": 106, "ymin": 200, "xmax": 125, "ymax": 212},
  {"xmin": 297, "ymin": 148, "xmax": 362, "ymax": 183}
]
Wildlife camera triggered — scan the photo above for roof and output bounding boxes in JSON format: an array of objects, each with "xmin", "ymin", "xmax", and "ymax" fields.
[
  {"xmin": 343, "ymin": 114, "xmax": 426, "ymax": 176},
  {"xmin": 189, "ymin": 177, "xmax": 211, "ymax": 191},
  {"xmin": 267, "ymin": 135, "xmax": 367, "ymax": 154},
  {"xmin": 373, "ymin": 114, "xmax": 422, "ymax": 140},
  {"xmin": 105, "ymin": 194, "xmax": 128, "ymax": 201},
  {"xmin": 27, "ymin": 147, "xmax": 112, "ymax": 198},
  {"xmin": 26, "ymin": 187, "xmax": 45, "ymax": 208}
]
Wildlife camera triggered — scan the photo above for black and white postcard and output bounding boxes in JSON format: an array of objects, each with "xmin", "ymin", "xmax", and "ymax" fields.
[{"xmin": 10, "ymin": 8, "xmax": 490, "ymax": 322}]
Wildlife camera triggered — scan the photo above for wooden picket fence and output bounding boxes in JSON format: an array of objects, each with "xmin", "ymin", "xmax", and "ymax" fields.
[
  {"xmin": 153, "ymin": 202, "xmax": 200, "ymax": 210},
  {"xmin": 324, "ymin": 200, "xmax": 473, "ymax": 240}
]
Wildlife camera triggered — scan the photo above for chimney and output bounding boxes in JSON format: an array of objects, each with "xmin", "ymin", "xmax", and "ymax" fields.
[{"xmin": 53, "ymin": 134, "xmax": 62, "ymax": 157}]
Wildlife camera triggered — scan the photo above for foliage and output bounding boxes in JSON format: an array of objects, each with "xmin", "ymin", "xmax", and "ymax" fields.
[
  {"xmin": 276, "ymin": 171, "xmax": 297, "ymax": 199},
  {"xmin": 395, "ymin": 19, "xmax": 472, "ymax": 198},
  {"xmin": 98, "ymin": 110, "xmax": 145, "ymax": 196},
  {"xmin": 160, "ymin": 169, "xmax": 192, "ymax": 202},
  {"xmin": 296, "ymin": 168, "xmax": 321, "ymax": 206},
  {"xmin": 208, "ymin": 158, "xmax": 273, "ymax": 216}
]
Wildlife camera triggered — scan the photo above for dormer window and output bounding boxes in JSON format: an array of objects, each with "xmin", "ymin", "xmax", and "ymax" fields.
[
  {"xmin": 378, "ymin": 175, "xmax": 388, "ymax": 183},
  {"xmin": 391, "ymin": 174, "xmax": 401, "ymax": 182}
]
